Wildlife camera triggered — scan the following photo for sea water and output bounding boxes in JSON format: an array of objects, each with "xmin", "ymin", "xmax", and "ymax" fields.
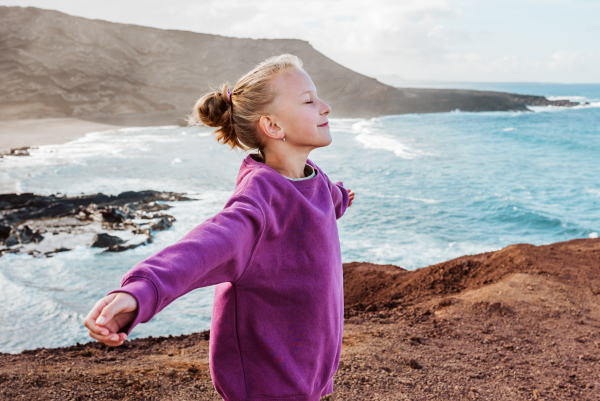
[{"xmin": 1, "ymin": 83, "xmax": 598, "ymax": 353}]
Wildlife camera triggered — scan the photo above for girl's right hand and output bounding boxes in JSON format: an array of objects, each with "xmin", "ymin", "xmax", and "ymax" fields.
[{"xmin": 83, "ymin": 292, "xmax": 138, "ymax": 347}]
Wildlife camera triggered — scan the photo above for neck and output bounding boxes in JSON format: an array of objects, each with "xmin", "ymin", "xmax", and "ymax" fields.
[{"xmin": 261, "ymin": 146, "xmax": 311, "ymax": 179}]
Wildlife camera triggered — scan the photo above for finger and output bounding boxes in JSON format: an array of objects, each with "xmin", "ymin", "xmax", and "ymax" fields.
[
  {"xmin": 88, "ymin": 329, "xmax": 124, "ymax": 347},
  {"xmin": 96, "ymin": 296, "xmax": 125, "ymax": 328},
  {"xmin": 84, "ymin": 297, "xmax": 114, "ymax": 336}
]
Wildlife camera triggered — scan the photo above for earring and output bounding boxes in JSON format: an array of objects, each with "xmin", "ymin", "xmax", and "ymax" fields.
[{"xmin": 282, "ymin": 136, "xmax": 286, "ymax": 141}]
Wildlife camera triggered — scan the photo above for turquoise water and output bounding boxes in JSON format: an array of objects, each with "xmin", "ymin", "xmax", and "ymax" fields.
[{"xmin": 0, "ymin": 84, "xmax": 598, "ymax": 353}]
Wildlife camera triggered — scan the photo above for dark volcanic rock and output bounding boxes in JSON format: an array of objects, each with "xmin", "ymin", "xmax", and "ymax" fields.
[
  {"xmin": 5, "ymin": 225, "xmax": 43, "ymax": 246},
  {"xmin": 44, "ymin": 247, "xmax": 71, "ymax": 256},
  {"xmin": 0, "ymin": 147, "xmax": 32, "ymax": 157},
  {"xmin": 0, "ymin": 190, "xmax": 190, "ymax": 258},
  {"xmin": 90, "ymin": 234, "xmax": 124, "ymax": 248},
  {"xmin": 0, "ymin": 190, "xmax": 191, "ymax": 226},
  {"xmin": 5, "ymin": 232, "xmax": 18, "ymax": 247},
  {"xmin": 150, "ymin": 216, "xmax": 174, "ymax": 231},
  {"xmin": 0, "ymin": 224, "xmax": 10, "ymax": 240},
  {"xmin": 99, "ymin": 207, "xmax": 129, "ymax": 223},
  {"xmin": 105, "ymin": 243, "xmax": 145, "ymax": 253},
  {"xmin": 397, "ymin": 88, "xmax": 579, "ymax": 114}
]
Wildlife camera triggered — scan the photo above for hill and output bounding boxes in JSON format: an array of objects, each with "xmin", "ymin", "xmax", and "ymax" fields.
[{"xmin": 0, "ymin": 6, "xmax": 577, "ymax": 125}]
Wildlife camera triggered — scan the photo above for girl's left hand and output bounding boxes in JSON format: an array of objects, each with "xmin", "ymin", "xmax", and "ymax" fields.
[{"xmin": 346, "ymin": 188, "xmax": 355, "ymax": 207}]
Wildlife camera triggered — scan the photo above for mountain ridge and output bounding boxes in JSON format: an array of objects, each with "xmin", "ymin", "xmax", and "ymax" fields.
[{"xmin": 0, "ymin": 6, "xmax": 577, "ymax": 125}]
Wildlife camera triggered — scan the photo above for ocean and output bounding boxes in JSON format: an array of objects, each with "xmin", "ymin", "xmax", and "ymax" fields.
[{"xmin": 1, "ymin": 83, "xmax": 598, "ymax": 353}]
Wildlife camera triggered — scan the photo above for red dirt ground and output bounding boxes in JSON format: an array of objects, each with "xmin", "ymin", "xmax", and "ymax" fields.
[{"xmin": 1, "ymin": 238, "xmax": 599, "ymax": 400}]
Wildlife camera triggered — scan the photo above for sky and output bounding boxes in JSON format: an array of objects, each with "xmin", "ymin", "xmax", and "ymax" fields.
[{"xmin": 2, "ymin": 0, "xmax": 599, "ymax": 83}]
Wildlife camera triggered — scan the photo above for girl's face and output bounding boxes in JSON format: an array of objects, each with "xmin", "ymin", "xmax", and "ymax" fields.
[{"xmin": 266, "ymin": 67, "xmax": 332, "ymax": 148}]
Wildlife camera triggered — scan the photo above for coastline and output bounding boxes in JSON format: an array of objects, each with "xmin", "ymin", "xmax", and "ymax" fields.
[
  {"xmin": 0, "ymin": 118, "xmax": 126, "ymax": 155},
  {"xmin": 0, "ymin": 113, "xmax": 187, "ymax": 155},
  {"xmin": 1, "ymin": 238, "xmax": 599, "ymax": 400}
]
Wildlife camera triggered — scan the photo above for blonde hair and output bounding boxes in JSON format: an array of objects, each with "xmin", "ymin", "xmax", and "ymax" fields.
[{"xmin": 187, "ymin": 54, "xmax": 304, "ymax": 159}]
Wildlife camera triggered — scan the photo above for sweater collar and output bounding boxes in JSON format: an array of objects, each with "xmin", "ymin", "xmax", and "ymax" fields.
[{"xmin": 244, "ymin": 153, "xmax": 319, "ymax": 186}]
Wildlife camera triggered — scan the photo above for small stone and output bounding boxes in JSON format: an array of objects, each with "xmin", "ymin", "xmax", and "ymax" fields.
[
  {"xmin": 90, "ymin": 233, "xmax": 124, "ymax": 248},
  {"xmin": 150, "ymin": 217, "xmax": 173, "ymax": 231}
]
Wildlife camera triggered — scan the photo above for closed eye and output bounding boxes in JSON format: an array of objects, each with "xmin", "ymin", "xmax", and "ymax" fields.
[{"xmin": 305, "ymin": 101, "xmax": 313, "ymax": 104}]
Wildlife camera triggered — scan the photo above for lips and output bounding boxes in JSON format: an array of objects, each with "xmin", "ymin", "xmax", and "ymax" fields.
[{"xmin": 318, "ymin": 122, "xmax": 329, "ymax": 127}]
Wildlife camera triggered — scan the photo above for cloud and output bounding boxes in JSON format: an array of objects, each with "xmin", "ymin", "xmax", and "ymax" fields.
[
  {"xmin": 547, "ymin": 50, "xmax": 590, "ymax": 71},
  {"xmin": 2, "ymin": 0, "xmax": 598, "ymax": 82},
  {"xmin": 117, "ymin": 0, "xmax": 469, "ymax": 77}
]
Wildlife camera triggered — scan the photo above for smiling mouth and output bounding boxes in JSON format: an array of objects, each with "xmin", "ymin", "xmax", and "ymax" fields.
[{"xmin": 318, "ymin": 122, "xmax": 329, "ymax": 127}]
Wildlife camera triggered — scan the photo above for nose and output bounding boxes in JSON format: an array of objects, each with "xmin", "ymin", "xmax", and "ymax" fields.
[{"xmin": 321, "ymin": 100, "xmax": 331, "ymax": 115}]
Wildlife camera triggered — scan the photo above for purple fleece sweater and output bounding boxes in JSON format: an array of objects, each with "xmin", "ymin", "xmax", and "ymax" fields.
[{"xmin": 107, "ymin": 153, "xmax": 350, "ymax": 401}]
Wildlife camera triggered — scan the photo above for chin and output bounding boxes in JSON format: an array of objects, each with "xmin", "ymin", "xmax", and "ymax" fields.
[{"xmin": 317, "ymin": 135, "xmax": 332, "ymax": 148}]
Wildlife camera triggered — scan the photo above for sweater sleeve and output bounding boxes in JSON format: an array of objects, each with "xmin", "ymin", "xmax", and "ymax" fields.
[
  {"xmin": 106, "ymin": 194, "xmax": 264, "ymax": 335},
  {"xmin": 320, "ymin": 170, "xmax": 350, "ymax": 220}
]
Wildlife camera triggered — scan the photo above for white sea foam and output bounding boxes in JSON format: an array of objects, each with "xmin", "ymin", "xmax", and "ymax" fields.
[
  {"xmin": 546, "ymin": 95, "xmax": 595, "ymax": 102},
  {"xmin": 503, "ymin": 127, "xmax": 516, "ymax": 132},
  {"xmin": 355, "ymin": 133, "xmax": 426, "ymax": 159},
  {"xmin": 351, "ymin": 119, "xmax": 374, "ymax": 134},
  {"xmin": 528, "ymin": 101, "xmax": 600, "ymax": 112},
  {"xmin": 351, "ymin": 119, "xmax": 430, "ymax": 159},
  {"xmin": 407, "ymin": 197, "xmax": 439, "ymax": 204},
  {"xmin": 117, "ymin": 125, "xmax": 179, "ymax": 133},
  {"xmin": 587, "ymin": 188, "xmax": 600, "ymax": 197},
  {"xmin": 358, "ymin": 189, "xmax": 439, "ymax": 203},
  {"xmin": 341, "ymin": 235, "xmax": 496, "ymax": 270},
  {"xmin": 590, "ymin": 232, "xmax": 599, "ymax": 239}
]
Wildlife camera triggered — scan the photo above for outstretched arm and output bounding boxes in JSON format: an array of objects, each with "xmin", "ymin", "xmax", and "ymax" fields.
[
  {"xmin": 339, "ymin": 181, "xmax": 355, "ymax": 207},
  {"xmin": 321, "ymin": 170, "xmax": 352, "ymax": 219},
  {"xmin": 84, "ymin": 195, "xmax": 264, "ymax": 343}
]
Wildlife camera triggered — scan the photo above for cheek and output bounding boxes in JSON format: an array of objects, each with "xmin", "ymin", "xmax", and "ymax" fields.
[{"xmin": 297, "ymin": 111, "xmax": 316, "ymax": 130}]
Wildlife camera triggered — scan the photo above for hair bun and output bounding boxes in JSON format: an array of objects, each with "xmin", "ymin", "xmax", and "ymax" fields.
[
  {"xmin": 188, "ymin": 83, "xmax": 240, "ymax": 150},
  {"xmin": 191, "ymin": 83, "xmax": 232, "ymax": 128}
]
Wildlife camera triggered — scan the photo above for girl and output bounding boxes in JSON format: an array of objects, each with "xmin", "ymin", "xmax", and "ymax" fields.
[{"xmin": 83, "ymin": 54, "xmax": 355, "ymax": 401}]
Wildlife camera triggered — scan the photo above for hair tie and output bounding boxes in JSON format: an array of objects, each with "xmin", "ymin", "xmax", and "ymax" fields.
[{"xmin": 223, "ymin": 88, "xmax": 232, "ymax": 110}]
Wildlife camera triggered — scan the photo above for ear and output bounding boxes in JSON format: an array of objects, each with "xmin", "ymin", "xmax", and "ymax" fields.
[{"xmin": 258, "ymin": 115, "xmax": 283, "ymax": 140}]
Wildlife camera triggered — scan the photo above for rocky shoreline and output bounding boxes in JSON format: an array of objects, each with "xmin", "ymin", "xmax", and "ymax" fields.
[
  {"xmin": 1, "ymin": 237, "xmax": 599, "ymax": 400},
  {"xmin": 0, "ymin": 191, "xmax": 192, "ymax": 258}
]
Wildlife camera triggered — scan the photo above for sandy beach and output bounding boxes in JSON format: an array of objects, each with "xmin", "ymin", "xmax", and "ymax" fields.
[
  {"xmin": 0, "ymin": 118, "xmax": 126, "ymax": 155},
  {"xmin": 0, "ymin": 111, "xmax": 188, "ymax": 155}
]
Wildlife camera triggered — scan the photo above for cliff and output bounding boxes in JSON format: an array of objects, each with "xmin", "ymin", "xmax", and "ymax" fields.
[{"xmin": 0, "ymin": 6, "xmax": 578, "ymax": 125}]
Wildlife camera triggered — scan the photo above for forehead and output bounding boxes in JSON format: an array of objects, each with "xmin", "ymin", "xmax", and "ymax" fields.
[{"xmin": 271, "ymin": 67, "xmax": 315, "ymax": 96}]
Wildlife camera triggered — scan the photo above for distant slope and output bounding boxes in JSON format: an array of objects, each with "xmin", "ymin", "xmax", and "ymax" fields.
[{"xmin": 0, "ymin": 6, "xmax": 577, "ymax": 123}]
